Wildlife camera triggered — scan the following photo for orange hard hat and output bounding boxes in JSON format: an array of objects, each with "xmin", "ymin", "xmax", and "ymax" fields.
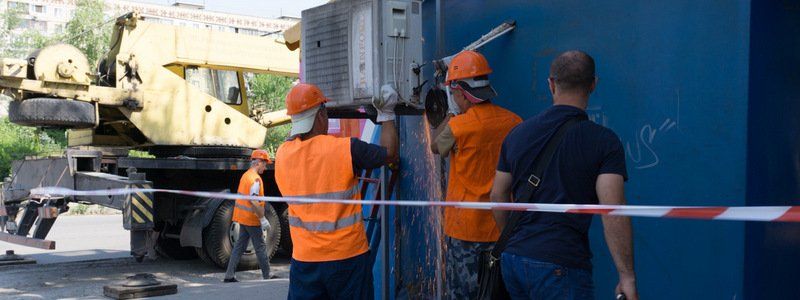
[
  {"xmin": 251, "ymin": 149, "xmax": 271, "ymax": 162},
  {"xmin": 445, "ymin": 50, "xmax": 492, "ymax": 84},
  {"xmin": 286, "ymin": 83, "xmax": 328, "ymax": 115}
]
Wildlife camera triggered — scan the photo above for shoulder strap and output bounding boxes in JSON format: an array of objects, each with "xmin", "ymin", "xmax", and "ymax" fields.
[{"xmin": 491, "ymin": 115, "xmax": 587, "ymax": 256}]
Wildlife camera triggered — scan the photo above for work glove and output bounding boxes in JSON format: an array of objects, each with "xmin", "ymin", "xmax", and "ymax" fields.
[
  {"xmin": 445, "ymin": 85, "xmax": 461, "ymax": 115},
  {"xmin": 259, "ymin": 217, "xmax": 270, "ymax": 231},
  {"xmin": 373, "ymin": 84, "xmax": 399, "ymax": 123}
]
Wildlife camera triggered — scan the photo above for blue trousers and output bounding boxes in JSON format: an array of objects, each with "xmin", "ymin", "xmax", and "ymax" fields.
[
  {"xmin": 501, "ymin": 252, "xmax": 595, "ymax": 300},
  {"xmin": 288, "ymin": 251, "xmax": 373, "ymax": 300}
]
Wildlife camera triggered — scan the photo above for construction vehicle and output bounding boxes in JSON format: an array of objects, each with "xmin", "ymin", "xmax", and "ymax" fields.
[{"xmin": 0, "ymin": 12, "xmax": 298, "ymax": 270}]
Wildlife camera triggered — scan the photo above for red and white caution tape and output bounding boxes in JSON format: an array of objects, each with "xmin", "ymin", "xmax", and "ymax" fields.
[{"xmin": 30, "ymin": 187, "xmax": 800, "ymax": 223}]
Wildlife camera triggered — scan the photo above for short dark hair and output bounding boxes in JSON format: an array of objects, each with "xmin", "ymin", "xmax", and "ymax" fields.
[{"xmin": 549, "ymin": 50, "xmax": 596, "ymax": 94}]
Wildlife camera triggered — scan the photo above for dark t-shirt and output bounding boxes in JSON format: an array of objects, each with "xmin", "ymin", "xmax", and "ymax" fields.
[
  {"xmin": 497, "ymin": 105, "xmax": 627, "ymax": 270},
  {"xmin": 350, "ymin": 138, "xmax": 387, "ymax": 173}
]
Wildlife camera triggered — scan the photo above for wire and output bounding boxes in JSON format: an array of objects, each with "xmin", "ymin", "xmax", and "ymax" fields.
[
  {"xmin": 57, "ymin": 12, "xmax": 130, "ymax": 44},
  {"xmin": 392, "ymin": 35, "xmax": 399, "ymax": 92},
  {"xmin": 398, "ymin": 37, "xmax": 406, "ymax": 101}
]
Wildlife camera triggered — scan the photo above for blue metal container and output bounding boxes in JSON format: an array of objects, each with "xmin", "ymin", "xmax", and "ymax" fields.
[{"xmin": 386, "ymin": 0, "xmax": 800, "ymax": 298}]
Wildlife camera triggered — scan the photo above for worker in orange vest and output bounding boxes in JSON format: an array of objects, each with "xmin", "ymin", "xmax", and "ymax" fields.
[
  {"xmin": 431, "ymin": 50, "xmax": 522, "ymax": 299},
  {"xmin": 224, "ymin": 149, "xmax": 273, "ymax": 282},
  {"xmin": 275, "ymin": 83, "xmax": 398, "ymax": 300}
]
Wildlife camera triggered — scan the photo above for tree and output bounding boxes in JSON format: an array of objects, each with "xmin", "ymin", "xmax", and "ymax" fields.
[
  {"xmin": 0, "ymin": 117, "xmax": 65, "ymax": 178},
  {"xmin": 247, "ymin": 74, "xmax": 296, "ymax": 154},
  {"xmin": 0, "ymin": 5, "xmax": 46, "ymax": 58},
  {"xmin": 63, "ymin": 0, "xmax": 111, "ymax": 64}
]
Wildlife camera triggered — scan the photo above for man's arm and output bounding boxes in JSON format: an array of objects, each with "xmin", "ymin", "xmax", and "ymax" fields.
[
  {"xmin": 380, "ymin": 120, "xmax": 399, "ymax": 164},
  {"xmin": 430, "ymin": 114, "xmax": 453, "ymax": 154},
  {"xmin": 597, "ymin": 173, "xmax": 638, "ymax": 300},
  {"xmin": 249, "ymin": 180, "xmax": 265, "ymax": 219},
  {"xmin": 490, "ymin": 171, "xmax": 514, "ymax": 230}
]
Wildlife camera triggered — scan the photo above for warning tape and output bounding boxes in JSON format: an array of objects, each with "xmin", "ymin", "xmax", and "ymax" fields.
[{"xmin": 29, "ymin": 187, "xmax": 800, "ymax": 223}]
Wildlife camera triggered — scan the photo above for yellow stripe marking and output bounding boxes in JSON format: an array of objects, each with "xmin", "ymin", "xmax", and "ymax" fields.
[
  {"xmin": 135, "ymin": 191, "xmax": 153, "ymax": 207},
  {"xmin": 131, "ymin": 210, "xmax": 145, "ymax": 223},
  {"xmin": 132, "ymin": 198, "xmax": 153, "ymax": 221}
]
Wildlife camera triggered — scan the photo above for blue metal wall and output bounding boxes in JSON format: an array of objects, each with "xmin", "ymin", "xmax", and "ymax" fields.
[
  {"xmin": 392, "ymin": 0, "xmax": 794, "ymax": 298},
  {"xmin": 745, "ymin": 1, "xmax": 800, "ymax": 299}
]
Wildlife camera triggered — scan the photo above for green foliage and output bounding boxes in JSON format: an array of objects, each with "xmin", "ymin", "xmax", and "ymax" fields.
[
  {"xmin": 0, "ymin": 5, "xmax": 44, "ymax": 58},
  {"xmin": 248, "ymin": 74, "xmax": 295, "ymax": 111},
  {"xmin": 264, "ymin": 124, "xmax": 291, "ymax": 155},
  {"xmin": 0, "ymin": 0, "xmax": 110, "ymax": 61},
  {"xmin": 128, "ymin": 150, "xmax": 155, "ymax": 158},
  {"xmin": 247, "ymin": 74, "xmax": 295, "ymax": 155},
  {"xmin": 0, "ymin": 117, "xmax": 66, "ymax": 178},
  {"xmin": 70, "ymin": 203, "xmax": 89, "ymax": 215},
  {"xmin": 63, "ymin": 0, "xmax": 111, "ymax": 64},
  {"xmin": 1, "ymin": 6, "xmax": 25, "ymax": 32}
]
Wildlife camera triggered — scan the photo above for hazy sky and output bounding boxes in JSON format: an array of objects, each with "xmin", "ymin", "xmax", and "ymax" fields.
[{"xmin": 127, "ymin": 0, "xmax": 329, "ymax": 18}]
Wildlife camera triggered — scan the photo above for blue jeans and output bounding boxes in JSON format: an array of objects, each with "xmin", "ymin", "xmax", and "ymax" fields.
[
  {"xmin": 501, "ymin": 252, "xmax": 594, "ymax": 300},
  {"xmin": 288, "ymin": 251, "xmax": 373, "ymax": 300}
]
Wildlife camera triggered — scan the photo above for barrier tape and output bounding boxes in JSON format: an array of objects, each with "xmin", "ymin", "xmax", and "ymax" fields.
[{"xmin": 30, "ymin": 187, "xmax": 800, "ymax": 223}]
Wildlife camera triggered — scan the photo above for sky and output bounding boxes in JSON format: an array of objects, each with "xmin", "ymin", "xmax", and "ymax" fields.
[{"xmin": 127, "ymin": 0, "xmax": 329, "ymax": 18}]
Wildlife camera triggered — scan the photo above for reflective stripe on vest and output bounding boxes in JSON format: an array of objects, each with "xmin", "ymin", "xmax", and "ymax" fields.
[
  {"xmin": 284, "ymin": 186, "xmax": 358, "ymax": 204},
  {"xmin": 234, "ymin": 203, "xmax": 258, "ymax": 213},
  {"xmin": 275, "ymin": 135, "xmax": 370, "ymax": 262},
  {"xmin": 288, "ymin": 212, "xmax": 361, "ymax": 232}
]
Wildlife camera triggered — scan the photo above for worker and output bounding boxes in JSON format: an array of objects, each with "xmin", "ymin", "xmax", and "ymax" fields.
[
  {"xmin": 275, "ymin": 83, "xmax": 399, "ymax": 300},
  {"xmin": 223, "ymin": 149, "xmax": 273, "ymax": 283},
  {"xmin": 430, "ymin": 50, "xmax": 522, "ymax": 299},
  {"xmin": 490, "ymin": 51, "xmax": 638, "ymax": 299}
]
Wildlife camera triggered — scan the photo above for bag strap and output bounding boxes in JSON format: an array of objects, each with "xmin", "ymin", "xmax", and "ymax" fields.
[{"xmin": 491, "ymin": 115, "xmax": 587, "ymax": 257}]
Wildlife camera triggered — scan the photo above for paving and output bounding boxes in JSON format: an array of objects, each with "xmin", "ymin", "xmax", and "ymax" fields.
[
  {"xmin": 0, "ymin": 215, "xmax": 291, "ymax": 299},
  {"xmin": 1, "ymin": 215, "xmax": 129, "ymax": 264}
]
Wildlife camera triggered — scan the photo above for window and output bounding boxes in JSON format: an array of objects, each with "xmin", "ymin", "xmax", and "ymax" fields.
[
  {"xmin": 184, "ymin": 67, "xmax": 242, "ymax": 105},
  {"xmin": 53, "ymin": 23, "xmax": 63, "ymax": 33},
  {"xmin": 7, "ymin": 1, "xmax": 28, "ymax": 11},
  {"xmin": 33, "ymin": 5, "xmax": 44, "ymax": 14},
  {"xmin": 53, "ymin": 7, "xmax": 62, "ymax": 17},
  {"xmin": 215, "ymin": 70, "xmax": 241, "ymax": 105},
  {"xmin": 32, "ymin": 20, "xmax": 47, "ymax": 31},
  {"xmin": 17, "ymin": 19, "xmax": 31, "ymax": 29},
  {"xmin": 185, "ymin": 67, "xmax": 215, "ymax": 98}
]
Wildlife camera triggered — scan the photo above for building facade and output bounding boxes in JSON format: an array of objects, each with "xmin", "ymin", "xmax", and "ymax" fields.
[{"xmin": 0, "ymin": 0, "xmax": 297, "ymax": 55}]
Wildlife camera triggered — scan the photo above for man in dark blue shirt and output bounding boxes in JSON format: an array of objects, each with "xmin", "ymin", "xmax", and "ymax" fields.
[{"xmin": 491, "ymin": 51, "xmax": 638, "ymax": 300}]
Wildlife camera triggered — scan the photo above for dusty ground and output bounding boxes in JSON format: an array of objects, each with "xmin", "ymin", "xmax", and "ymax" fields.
[{"xmin": 0, "ymin": 215, "xmax": 291, "ymax": 299}]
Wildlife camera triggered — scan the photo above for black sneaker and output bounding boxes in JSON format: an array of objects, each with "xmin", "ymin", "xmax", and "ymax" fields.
[{"xmin": 223, "ymin": 277, "xmax": 239, "ymax": 283}]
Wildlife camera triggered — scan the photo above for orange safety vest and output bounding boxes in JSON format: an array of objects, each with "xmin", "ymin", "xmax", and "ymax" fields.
[
  {"xmin": 275, "ymin": 135, "xmax": 369, "ymax": 262},
  {"xmin": 445, "ymin": 103, "xmax": 522, "ymax": 242},
  {"xmin": 232, "ymin": 168, "xmax": 266, "ymax": 227}
]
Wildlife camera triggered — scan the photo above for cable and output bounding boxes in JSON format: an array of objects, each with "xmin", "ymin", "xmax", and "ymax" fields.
[
  {"xmin": 392, "ymin": 35, "xmax": 399, "ymax": 92},
  {"xmin": 398, "ymin": 36, "xmax": 406, "ymax": 101},
  {"xmin": 57, "ymin": 12, "xmax": 129, "ymax": 44}
]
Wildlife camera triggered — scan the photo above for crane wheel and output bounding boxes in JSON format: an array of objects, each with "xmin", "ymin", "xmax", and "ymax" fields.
[
  {"xmin": 8, "ymin": 98, "xmax": 95, "ymax": 128},
  {"xmin": 199, "ymin": 200, "xmax": 281, "ymax": 270}
]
